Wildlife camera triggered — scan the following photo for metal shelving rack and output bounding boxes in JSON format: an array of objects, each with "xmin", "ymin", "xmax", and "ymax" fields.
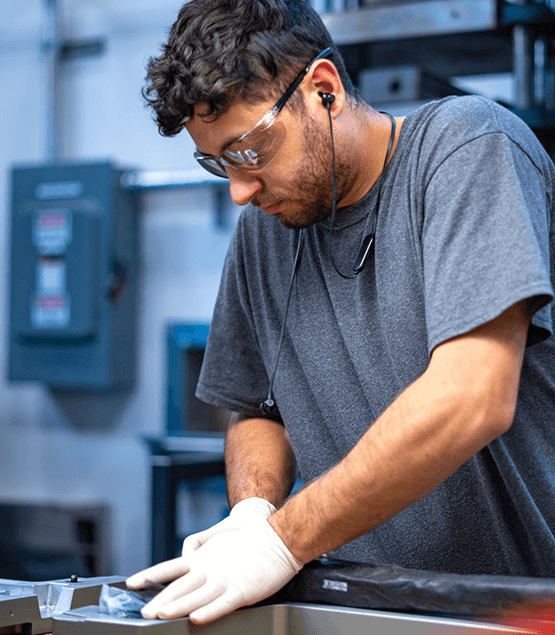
[{"xmin": 321, "ymin": 0, "xmax": 555, "ymax": 152}]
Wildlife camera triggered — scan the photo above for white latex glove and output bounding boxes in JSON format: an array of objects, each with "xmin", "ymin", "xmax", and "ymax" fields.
[
  {"xmin": 181, "ymin": 497, "xmax": 276, "ymax": 557},
  {"xmin": 126, "ymin": 518, "xmax": 303, "ymax": 624}
]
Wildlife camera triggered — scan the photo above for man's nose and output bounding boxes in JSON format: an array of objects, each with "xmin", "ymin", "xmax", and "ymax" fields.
[{"xmin": 227, "ymin": 170, "xmax": 262, "ymax": 207}]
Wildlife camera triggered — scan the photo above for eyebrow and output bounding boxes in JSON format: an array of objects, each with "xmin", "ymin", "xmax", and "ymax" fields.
[
  {"xmin": 197, "ymin": 134, "xmax": 238, "ymax": 159},
  {"xmin": 199, "ymin": 123, "xmax": 251, "ymax": 158},
  {"xmin": 197, "ymin": 122, "xmax": 256, "ymax": 159},
  {"xmin": 196, "ymin": 98, "xmax": 279, "ymax": 159}
]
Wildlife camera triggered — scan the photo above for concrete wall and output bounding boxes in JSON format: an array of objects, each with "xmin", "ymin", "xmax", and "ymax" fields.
[{"xmin": 0, "ymin": 0, "xmax": 240, "ymax": 576}]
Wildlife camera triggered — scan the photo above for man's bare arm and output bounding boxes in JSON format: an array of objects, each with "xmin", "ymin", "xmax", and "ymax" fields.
[
  {"xmin": 269, "ymin": 300, "xmax": 531, "ymax": 563},
  {"xmin": 225, "ymin": 413, "xmax": 297, "ymax": 508}
]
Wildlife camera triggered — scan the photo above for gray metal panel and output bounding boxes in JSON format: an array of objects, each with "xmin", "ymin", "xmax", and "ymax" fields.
[
  {"xmin": 348, "ymin": 30, "xmax": 513, "ymax": 77},
  {"xmin": 120, "ymin": 169, "xmax": 222, "ymax": 189},
  {"xmin": 360, "ymin": 65, "xmax": 424, "ymax": 101},
  {"xmin": 0, "ymin": 576, "xmax": 126, "ymax": 634},
  {"xmin": 359, "ymin": 65, "xmax": 467, "ymax": 103},
  {"xmin": 52, "ymin": 604, "xmax": 287, "ymax": 635},
  {"xmin": 322, "ymin": 0, "xmax": 497, "ymax": 45},
  {"xmin": 51, "ymin": 602, "xmax": 532, "ymax": 635},
  {"xmin": 0, "ymin": 594, "xmax": 44, "ymax": 634},
  {"xmin": 286, "ymin": 603, "xmax": 521, "ymax": 634}
]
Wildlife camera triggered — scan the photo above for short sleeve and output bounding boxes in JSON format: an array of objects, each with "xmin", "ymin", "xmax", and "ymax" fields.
[
  {"xmin": 422, "ymin": 131, "xmax": 553, "ymax": 353},
  {"xmin": 195, "ymin": 217, "xmax": 282, "ymax": 420}
]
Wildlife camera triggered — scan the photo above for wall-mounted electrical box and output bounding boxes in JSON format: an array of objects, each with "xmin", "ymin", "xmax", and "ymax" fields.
[{"xmin": 8, "ymin": 162, "xmax": 138, "ymax": 390}]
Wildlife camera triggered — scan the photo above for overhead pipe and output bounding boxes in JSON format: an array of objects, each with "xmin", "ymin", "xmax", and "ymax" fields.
[{"xmin": 43, "ymin": 0, "xmax": 61, "ymax": 163}]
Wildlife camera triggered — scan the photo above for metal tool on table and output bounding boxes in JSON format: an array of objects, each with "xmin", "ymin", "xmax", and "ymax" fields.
[{"xmin": 0, "ymin": 575, "xmax": 126, "ymax": 634}]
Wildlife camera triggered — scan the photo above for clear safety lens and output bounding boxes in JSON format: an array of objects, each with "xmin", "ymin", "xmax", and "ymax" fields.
[
  {"xmin": 194, "ymin": 108, "xmax": 286, "ymax": 178},
  {"xmin": 220, "ymin": 125, "xmax": 283, "ymax": 169},
  {"xmin": 194, "ymin": 154, "xmax": 229, "ymax": 178},
  {"xmin": 226, "ymin": 121, "xmax": 285, "ymax": 171}
]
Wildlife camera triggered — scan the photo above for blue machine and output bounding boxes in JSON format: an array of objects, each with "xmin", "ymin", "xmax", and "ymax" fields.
[
  {"xmin": 8, "ymin": 162, "xmax": 138, "ymax": 390},
  {"xmin": 166, "ymin": 323, "xmax": 230, "ymax": 436}
]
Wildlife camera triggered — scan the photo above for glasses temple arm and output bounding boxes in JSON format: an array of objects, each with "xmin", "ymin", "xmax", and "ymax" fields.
[{"xmin": 273, "ymin": 46, "xmax": 334, "ymax": 112}]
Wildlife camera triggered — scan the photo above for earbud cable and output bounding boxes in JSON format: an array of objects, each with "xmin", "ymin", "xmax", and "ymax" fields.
[
  {"xmin": 260, "ymin": 228, "xmax": 305, "ymax": 414},
  {"xmin": 327, "ymin": 108, "xmax": 395, "ymax": 279},
  {"xmin": 260, "ymin": 108, "xmax": 395, "ymax": 413}
]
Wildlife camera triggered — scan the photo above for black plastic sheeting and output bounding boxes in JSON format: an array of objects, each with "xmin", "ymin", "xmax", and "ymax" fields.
[
  {"xmin": 270, "ymin": 558, "xmax": 555, "ymax": 618},
  {"xmin": 106, "ymin": 559, "xmax": 555, "ymax": 620}
]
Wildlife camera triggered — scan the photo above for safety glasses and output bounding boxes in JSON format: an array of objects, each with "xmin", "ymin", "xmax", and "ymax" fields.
[{"xmin": 194, "ymin": 47, "xmax": 333, "ymax": 179}]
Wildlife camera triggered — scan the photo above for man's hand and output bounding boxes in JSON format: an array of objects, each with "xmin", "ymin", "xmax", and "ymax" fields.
[
  {"xmin": 126, "ymin": 519, "xmax": 303, "ymax": 624},
  {"xmin": 181, "ymin": 497, "xmax": 276, "ymax": 556}
]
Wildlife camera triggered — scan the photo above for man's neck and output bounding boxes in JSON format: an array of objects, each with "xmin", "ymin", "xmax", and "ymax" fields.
[{"xmin": 337, "ymin": 107, "xmax": 404, "ymax": 209}]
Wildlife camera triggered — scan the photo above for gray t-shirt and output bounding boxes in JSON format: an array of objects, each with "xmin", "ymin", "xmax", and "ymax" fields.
[{"xmin": 196, "ymin": 96, "xmax": 555, "ymax": 576}]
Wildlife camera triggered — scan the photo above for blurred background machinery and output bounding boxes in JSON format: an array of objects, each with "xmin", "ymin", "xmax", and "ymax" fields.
[
  {"xmin": 0, "ymin": 502, "xmax": 110, "ymax": 581},
  {"xmin": 324, "ymin": 0, "xmax": 555, "ymax": 153}
]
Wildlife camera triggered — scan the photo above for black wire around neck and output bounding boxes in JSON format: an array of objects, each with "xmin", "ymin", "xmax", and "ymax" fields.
[
  {"xmin": 327, "ymin": 109, "xmax": 396, "ymax": 279},
  {"xmin": 259, "ymin": 110, "xmax": 396, "ymax": 414}
]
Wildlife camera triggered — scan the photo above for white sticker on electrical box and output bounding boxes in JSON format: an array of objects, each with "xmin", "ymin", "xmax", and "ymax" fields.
[
  {"xmin": 323, "ymin": 579, "xmax": 348, "ymax": 592},
  {"xmin": 31, "ymin": 293, "xmax": 71, "ymax": 329},
  {"xmin": 33, "ymin": 209, "xmax": 72, "ymax": 256},
  {"xmin": 37, "ymin": 259, "xmax": 66, "ymax": 293},
  {"xmin": 35, "ymin": 181, "xmax": 83, "ymax": 200}
]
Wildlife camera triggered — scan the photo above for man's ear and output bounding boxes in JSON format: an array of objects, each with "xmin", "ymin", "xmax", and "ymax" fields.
[{"xmin": 302, "ymin": 58, "xmax": 345, "ymax": 118}]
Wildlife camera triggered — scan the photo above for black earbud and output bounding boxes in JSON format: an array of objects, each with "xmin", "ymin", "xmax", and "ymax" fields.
[{"xmin": 319, "ymin": 92, "xmax": 335, "ymax": 108}]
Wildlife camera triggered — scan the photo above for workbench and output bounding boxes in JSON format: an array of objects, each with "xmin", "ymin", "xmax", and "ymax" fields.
[{"xmin": 2, "ymin": 563, "xmax": 555, "ymax": 635}]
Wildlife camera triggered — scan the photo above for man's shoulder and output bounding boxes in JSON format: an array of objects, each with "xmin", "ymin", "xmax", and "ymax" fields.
[
  {"xmin": 409, "ymin": 95, "xmax": 539, "ymax": 152},
  {"xmin": 397, "ymin": 95, "xmax": 549, "ymax": 179},
  {"xmin": 426, "ymin": 94, "xmax": 500, "ymax": 118}
]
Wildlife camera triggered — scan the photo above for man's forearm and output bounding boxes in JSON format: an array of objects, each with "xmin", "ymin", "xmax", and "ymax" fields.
[
  {"xmin": 225, "ymin": 414, "xmax": 297, "ymax": 508},
  {"xmin": 269, "ymin": 369, "xmax": 498, "ymax": 563},
  {"xmin": 269, "ymin": 302, "xmax": 529, "ymax": 563}
]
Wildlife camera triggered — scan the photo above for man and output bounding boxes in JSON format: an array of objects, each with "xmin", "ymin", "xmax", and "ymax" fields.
[{"xmin": 127, "ymin": 0, "xmax": 555, "ymax": 625}]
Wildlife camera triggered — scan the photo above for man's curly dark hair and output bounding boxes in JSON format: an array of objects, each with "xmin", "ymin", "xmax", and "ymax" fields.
[{"xmin": 143, "ymin": 0, "xmax": 360, "ymax": 137}]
